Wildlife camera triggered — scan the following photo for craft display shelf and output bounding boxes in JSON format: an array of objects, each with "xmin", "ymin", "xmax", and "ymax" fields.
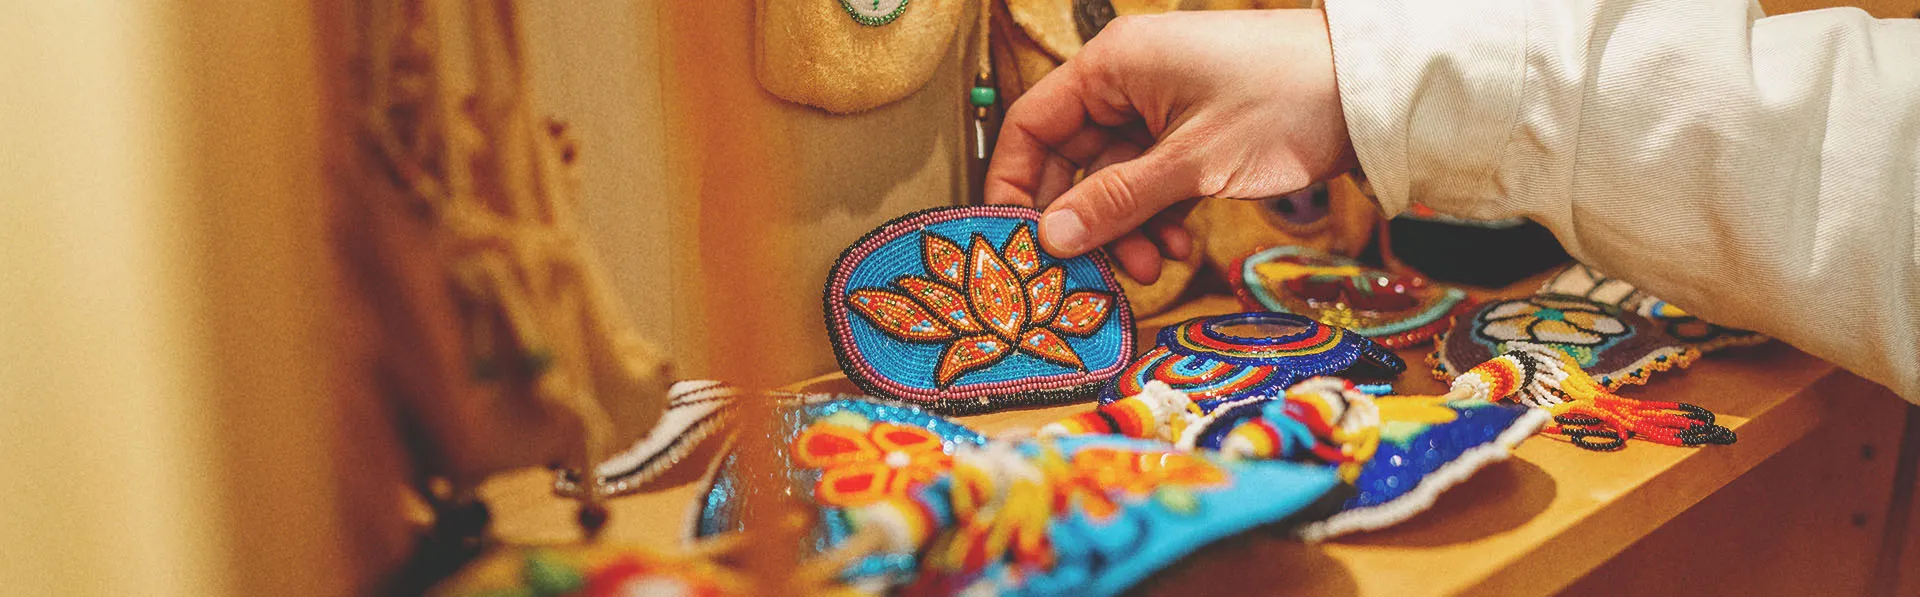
[{"xmin": 475, "ymin": 287, "xmax": 1910, "ymax": 596}]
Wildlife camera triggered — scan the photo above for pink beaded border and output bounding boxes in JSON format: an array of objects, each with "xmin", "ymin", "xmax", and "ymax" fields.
[{"xmin": 823, "ymin": 206, "xmax": 1136, "ymax": 410}]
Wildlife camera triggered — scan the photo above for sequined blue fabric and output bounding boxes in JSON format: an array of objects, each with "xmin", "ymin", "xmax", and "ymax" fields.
[{"xmin": 1346, "ymin": 401, "xmax": 1529, "ymax": 509}]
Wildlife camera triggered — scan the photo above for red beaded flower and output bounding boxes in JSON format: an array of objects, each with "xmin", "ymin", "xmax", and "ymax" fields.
[
  {"xmin": 793, "ymin": 420, "xmax": 954, "ymax": 507},
  {"xmin": 846, "ymin": 224, "xmax": 1116, "ymax": 387}
]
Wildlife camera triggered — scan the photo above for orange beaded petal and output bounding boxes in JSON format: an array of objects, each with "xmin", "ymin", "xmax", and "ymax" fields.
[
  {"xmin": 897, "ymin": 276, "xmax": 983, "ymax": 334},
  {"xmin": 922, "ymin": 233, "xmax": 967, "ymax": 287},
  {"xmin": 935, "ymin": 334, "xmax": 1013, "ymax": 387},
  {"xmin": 967, "ymin": 235, "xmax": 1029, "ymax": 342},
  {"xmin": 1019, "ymin": 328, "xmax": 1086, "ymax": 369},
  {"xmin": 1025, "ymin": 266, "xmax": 1065, "ymax": 323},
  {"xmin": 1051, "ymin": 291, "xmax": 1114, "ymax": 337},
  {"xmin": 848, "ymin": 288, "xmax": 956, "ymax": 342},
  {"xmin": 793, "ymin": 424, "xmax": 880, "ymax": 468},
  {"xmin": 1002, "ymin": 223, "xmax": 1043, "ymax": 278},
  {"xmin": 816, "ymin": 463, "xmax": 896, "ymax": 507},
  {"xmin": 869, "ymin": 422, "xmax": 944, "ymax": 456}
]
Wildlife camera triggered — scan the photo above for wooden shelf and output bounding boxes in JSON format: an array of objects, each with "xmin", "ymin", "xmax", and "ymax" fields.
[{"xmin": 476, "ymin": 290, "xmax": 1848, "ymax": 596}]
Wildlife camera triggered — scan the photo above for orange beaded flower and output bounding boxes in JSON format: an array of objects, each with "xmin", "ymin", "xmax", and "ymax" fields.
[
  {"xmin": 1070, "ymin": 447, "xmax": 1228, "ymax": 497},
  {"xmin": 793, "ymin": 420, "xmax": 955, "ymax": 507},
  {"xmin": 846, "ymin": 224, "xmax": 1116, "ymax": 387},
  {"xmin": 1047, "ymin": 446, "xmax": 1228, "ymax": 521}
]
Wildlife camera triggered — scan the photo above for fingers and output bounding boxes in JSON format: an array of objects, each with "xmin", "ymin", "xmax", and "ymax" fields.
[
  {"xmin": 1108, "ymin": 230, "xmax": 1165, "ymax": 284},
  {"xmin": 1143, "ymin": 199, "xmax": 1198, "ymax": 260},
  {"xmin": 984, "ymin": 57, "xmax": 1138, "ymax": 208},
  {"xmin": 1036, "ymin": 147, "xmax": 1202, "ymax": 258}
]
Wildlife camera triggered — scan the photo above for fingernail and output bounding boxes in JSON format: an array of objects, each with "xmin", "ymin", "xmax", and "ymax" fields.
[{"xmin": 1041, "ymin": 209, "xmax": 1087, "ymax": 255}]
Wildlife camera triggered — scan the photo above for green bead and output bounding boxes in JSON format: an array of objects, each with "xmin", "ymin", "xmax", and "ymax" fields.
[
  {"xmin": 969, "ymin": 86, "xmax": 997, "ymax": 107},
  {"xmin": 1155, "ymin": 487, "xmax": 1200, "ymax": 516},
  {"xmin": 521, "ymin": 549, "xmax": 584, "ymax": 596}
]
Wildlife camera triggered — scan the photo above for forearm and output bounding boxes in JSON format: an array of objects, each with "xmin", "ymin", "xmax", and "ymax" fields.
[{"xmin": 1325, "ymin": 0, "xmax": 1920, "ymax": 399}]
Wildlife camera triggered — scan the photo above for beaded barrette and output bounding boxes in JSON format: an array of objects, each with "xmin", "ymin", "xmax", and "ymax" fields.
[
  {"xmin": 1233, "ymin": 246, "xmax": 1473, "ymax": 348},
  {"xmin": 1045, "ymin": 377, "xmax": 1547, "ymax": 541},
  {"xmin": 1101, "ymin": 312, "xmax": 1405, "ymax": 410},
  {"xmin": 825, "ymin": 206, "xmax": 1135, "ymax": 413},
  {"xmin": 694, "ymin": 396, "xmax": 1341, "ymax": 595},
  {"xmin": 1443, "ymin": 343, "xmax": 1736, "ymax": 451},
  {"xmin": 1431, "ymin": 294, "xmax": 1699, "ymax": 391},
  {"xmin": 1540, "ymin": 264, "xmax": 1769, "ymax": 353}
]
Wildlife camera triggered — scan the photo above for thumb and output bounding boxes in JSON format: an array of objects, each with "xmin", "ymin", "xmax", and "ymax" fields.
[{"xmin": 1037, "ymin": 149, "xmax": 1205, "ymax": 257}]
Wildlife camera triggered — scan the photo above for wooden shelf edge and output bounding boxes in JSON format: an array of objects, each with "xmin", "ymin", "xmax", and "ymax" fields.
[{"xmin": 1463, "ymin": 368, "xmax": 1838, "ymax": 596}]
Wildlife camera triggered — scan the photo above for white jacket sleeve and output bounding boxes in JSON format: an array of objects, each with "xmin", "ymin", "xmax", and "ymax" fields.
[{"xmin": 1324, "ymin": 0, "xmax": 1920, "ymax": 401}]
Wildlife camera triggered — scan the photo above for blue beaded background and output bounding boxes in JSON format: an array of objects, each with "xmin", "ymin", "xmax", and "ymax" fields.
[{"xmin": 840, "ymin": 215, "xmax": 1128, "ymax": 391}]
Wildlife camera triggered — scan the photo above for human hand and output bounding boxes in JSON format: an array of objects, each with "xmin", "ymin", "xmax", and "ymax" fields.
[{"xmin": 984, "ymin": 9, "xmax": 1356, "ymax": 283}]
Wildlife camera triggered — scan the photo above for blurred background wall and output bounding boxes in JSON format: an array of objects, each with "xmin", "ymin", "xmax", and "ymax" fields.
[
  {"xmin": 0, "ymin": 2, "xmax": 358, "ymax": 595},
  {"xmin": 525, "ymin": 1, "xmax": 967, "ymax": 383}
]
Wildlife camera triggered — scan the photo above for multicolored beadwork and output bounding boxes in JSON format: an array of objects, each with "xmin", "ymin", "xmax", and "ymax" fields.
[
  {"xmin": 1432, "ymin": 294, "xmax": 1700, "ymax": 390},
  {"xmin": 1102, "ymin": 312, "xmax": 1404, "ymax": 409},
  {"xmin": 826, "ymin": 206, "xmax": 1135, "ymax": 413},
  {"xmin": 1234, "ymin": 246, "xmax": 1473, "ymax": 348},
  {"xmin": 696, "ymin": 396, "xmax": 989, "ymax": 585},
  {"xmin": 1049, "ymin": 375, "xmax": 1547, "ymax": 542},
  {"xmin": 1540, "ymin": 264, "xmax": 1769, "ymax": 353},
  {"xmin": 1447, "ymin": 343, "xmax": 1736, "ymax": 451},
  {"xmin": 695, "ymin": 396, "xmax": 1341, "ymax": 596}
]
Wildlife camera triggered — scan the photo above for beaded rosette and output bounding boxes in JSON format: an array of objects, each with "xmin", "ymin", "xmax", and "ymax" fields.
[
  {"xmin": 1234, "ymin": 246, "xmax": 1472, "ymax": 348},
  {"xmin": 1431, "ymin": 294, "xmax": 1700, "ymax": 390},
  {"xmin": 825, "ymin": 206, "xmax": 1135, "ymax": 413},
  {"xmin": 1101, "ymin": 312, "xmax": 1405, "ymax": 410},
  {"xmin": 694, "ymin": 396, "xmax": 1341, "ymax": 595}
]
